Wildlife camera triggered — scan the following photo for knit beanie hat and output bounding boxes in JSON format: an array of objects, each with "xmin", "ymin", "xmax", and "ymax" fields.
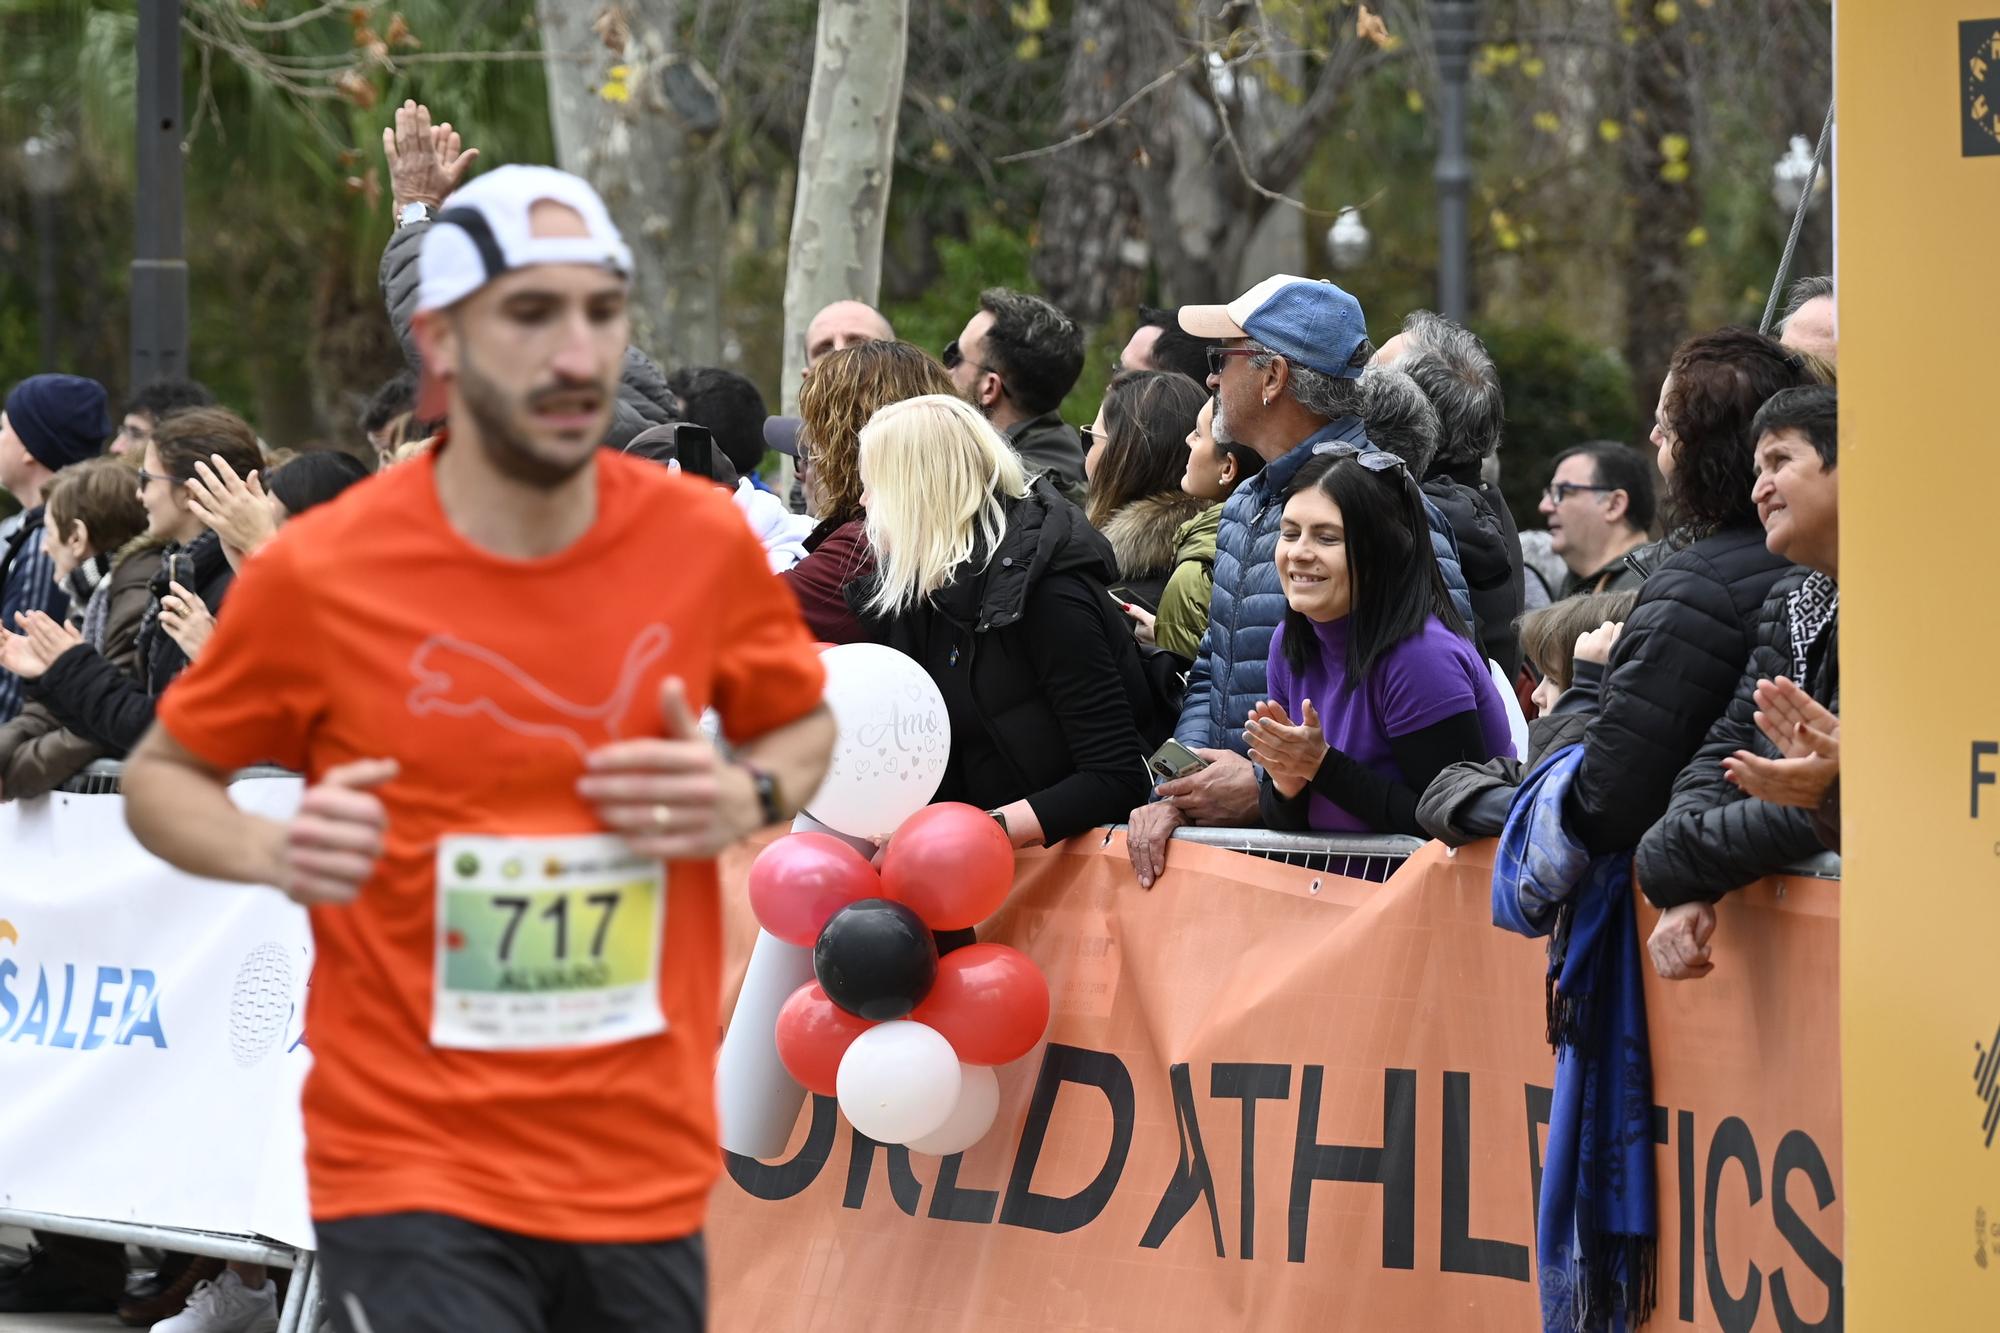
[{"xmin": 4, "ymin": 374, "xmax": 111, "ymax": 472}]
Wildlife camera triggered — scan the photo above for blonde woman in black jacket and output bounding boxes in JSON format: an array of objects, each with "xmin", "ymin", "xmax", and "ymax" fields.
[{"xmin": 848, "ymin": 394, "xmax": 1154, "ymax": 848}]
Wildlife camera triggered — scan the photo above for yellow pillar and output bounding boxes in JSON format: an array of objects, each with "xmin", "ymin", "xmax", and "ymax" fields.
[{"xmin": 1838, "ymin": 3, "xmax": 2000, "ymax": 1324}]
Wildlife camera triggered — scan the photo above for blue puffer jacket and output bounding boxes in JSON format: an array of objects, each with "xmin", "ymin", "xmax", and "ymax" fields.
[{"xmin": 1174, "ymin": 418, "xmax": 1473, "ymax": 752}]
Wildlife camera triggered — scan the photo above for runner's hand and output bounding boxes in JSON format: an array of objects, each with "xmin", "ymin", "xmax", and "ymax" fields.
[
  {"xmin": 279, "ymin": 759, "xmax": 398, "ymax": 906},
  {"xmin": 578, "ymin": 676, "xmax": 761, "ymax": 861},
  {"xmin": 382, "ymin": 100, "xmax": 479, "ymax": 212},
  {"xmin": 1647, "ymin": 900, "xmax": 1717, "ymax": 980}
]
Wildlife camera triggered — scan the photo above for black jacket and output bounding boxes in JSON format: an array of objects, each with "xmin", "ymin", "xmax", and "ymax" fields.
[
  {"xmin": 1423, "ymin": 463, "xmax": 1524, "ymax": 677},
  {"xmin": 1635, "ymin": 575, "xmax": 1838, "ymax": 906},
  {"xmin": 849, "ymin": 479, "xmax": 1152, "ymax": 844},
  {"xmin": 1563, "ymin": 525, "xmax": 1801, "ymax": 856},
  {"xmin": 31, "ymin": 531, "xmax": 237, "ymax": 757},
  {"xmin": 1005, "ymin": 412, "xmax": 1088, "ymax": 507}
]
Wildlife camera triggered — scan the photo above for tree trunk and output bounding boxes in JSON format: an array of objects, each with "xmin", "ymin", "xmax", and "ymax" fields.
[
  {"xmin": 1031, "ymin": 0, "xmax": 1148, "ymax": 323},
  {"xmin": 778, "ymin": 0, "xmax": 908, "ymax": 413},
  {"xmin": 537, "ymin": 0, "xmax": 727, "ymax": 370},
  {"xmin": 1619, "ymin": 4, "xmax": 1702, "ymax": 413}
]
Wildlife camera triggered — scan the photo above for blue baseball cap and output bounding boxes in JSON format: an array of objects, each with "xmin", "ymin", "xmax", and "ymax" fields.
[{"xmin": 1178, "ymin": 275, "xmax": 1369, "ymax": 380}]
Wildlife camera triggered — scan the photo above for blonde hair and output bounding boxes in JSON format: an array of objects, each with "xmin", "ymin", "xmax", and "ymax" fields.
[{"xmin": 859, "ymin": 395, "xmax": 1028, "ymax": 616}]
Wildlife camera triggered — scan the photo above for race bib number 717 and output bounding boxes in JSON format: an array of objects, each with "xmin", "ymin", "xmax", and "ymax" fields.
[{"xmin": 431, "ymin": 833, "xmax": 667, "ymax": 1051}]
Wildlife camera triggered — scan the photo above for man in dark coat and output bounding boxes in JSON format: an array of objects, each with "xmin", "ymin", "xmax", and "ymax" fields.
[
  {"xmin": 944, "ymin": 288, "xmax": 1088, "ymax": 506},
  {"xmin": 1637, "ymin": 386, "xmax": 1841, "ymax": 980},
  {"xmin": 1539, "ymin": 441, "xmax": 1659, "ymax": 598},
  {"xmin": 1373, "ymin": 310, "xmax": 1526, "ymax": 677}
]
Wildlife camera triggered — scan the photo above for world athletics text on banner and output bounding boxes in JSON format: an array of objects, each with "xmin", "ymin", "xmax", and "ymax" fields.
[
  {"xmin": 707, "ymin": 837, "xmax": 1842, "ymax": 1332},
  {"xmin": 0, "ymin": 780, "xmax": 315, "ymax": 1249}
]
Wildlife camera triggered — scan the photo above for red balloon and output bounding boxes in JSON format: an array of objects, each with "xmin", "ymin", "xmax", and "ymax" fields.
[
  {"xmin": 774, "ymin": 982, "xmax": 874, "ymax": 1096},
  {"xmin": 880, "ymin": 802, "xmax": 1015, "ymax": 931},
  {"xmin": 911, "ymin": 943, "xmax": 1049, "ymax": 1066},
  {"xmin": 748, "ymin": 833, "xmax": 881, "ymax": 947}
]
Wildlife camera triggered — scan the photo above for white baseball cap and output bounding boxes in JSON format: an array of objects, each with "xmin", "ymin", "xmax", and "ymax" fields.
[{"xmin": 412, "ymin": 165, "xmax": 634, "ymax": 418}]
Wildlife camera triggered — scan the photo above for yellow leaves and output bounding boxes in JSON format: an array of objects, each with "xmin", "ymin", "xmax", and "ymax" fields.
[
  {"xmin": 1532, "ymin": 111, "xmax": 1560, "ymax": 133},
  {"xmin": 1521, "ymin": 56, "xmax": 1545, "ymax": 78},
  {"xmin": 1685, "ymin": 225, "xmax": 1709, "ymax": 248},
  {"xmin": 1015, "ymin": 34, "xmax": 1042, "ymax": 60},
  {"xmin": 935, "ymin": 93, "xmax": 957, "ymax": 114},
  {"xmin": 1659, "ymin": 133, "xmax": 1690, "ymax": 161},
  {"xmin": 1621, "ymin": 26, "xmax": 1639, "ymax": 46},
  {"xmin": 1405, "ymin": 88, "xmax": 1424, "ymax": 113},
  {"xmin": 333, "ymin": 68, "xmax": 377, "ymax": 109},
  {"xmin": 1598, "ymin": 118, "xmax": 1624, "ymax": 143},
  {"xmin": 1081, "ymin": 35, "xmax": 1099, "ymax": 56},
  {"xmin": 1357, "ymin": 4, "xmax": 1392, "ymax": 49},
  {"xmin": 1009, "ymin": 0, "xmax": 1051, "ymax": 34},
  {"xmin": 929, "ymin": 139, "xmax": 954, "ymax": 164},
  {"xmin": 1654, "ymin": 1, "xmax": 1680, "ymax": 24},
  {"xmin": 1660, "ymin": 160, "xmax": 1691, "ymax": 183},
  {"xmin": 598, "ymin": 64, "xmax": 631, "ymax": 104},
  {"xmin": 1489, "ymin": 208, "xmax": 1521, "ymax": 250}
]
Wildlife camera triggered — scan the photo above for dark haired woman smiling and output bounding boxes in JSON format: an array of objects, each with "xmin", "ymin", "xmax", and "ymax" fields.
[{"xmin": 1245, "ymin": 446, "xmax": 1512, "ymax": 835}]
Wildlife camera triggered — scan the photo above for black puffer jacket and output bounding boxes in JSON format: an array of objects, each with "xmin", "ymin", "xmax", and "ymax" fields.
[
  {"xmin": 849, "ymin": 478, "xmax": 1152, "ymax": 844},
  {"xmin": 1563, "ymin": 524, "xmax": 1802, "ymax": 855},
  {"xmin": 381, "ymin": 221, "xmax": 680, "ymax": 447},
  {"xmin": 1423, "ymin": 463, "xmax": 1523, "ymax": 677},
  {"xmin": 30, "ymin": 531, "xmax": 236, "ymax": 756},
  {"xmin": 1635, "ymin": 574, "xmax": 1837, "ymax": 906}
]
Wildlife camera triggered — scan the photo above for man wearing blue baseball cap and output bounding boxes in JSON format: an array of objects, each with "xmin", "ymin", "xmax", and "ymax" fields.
[
  {"xmin": 1125, "ymin": 276, "xmax": 1472, "ymax": 886},
  {"xmin": 0, "ymin": 373, "xmax": 109, "ymax": 723}
]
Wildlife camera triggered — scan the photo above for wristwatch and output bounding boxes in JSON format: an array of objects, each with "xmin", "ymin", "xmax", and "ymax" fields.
[
  {"xmin": 396, "ymin": 201, "xmax": 434, "ymax": 229},
  {"xmin": 986, "ymin": 808, "xmax": 1009, "ymax": 838},
  {"xmin": 744, "ymin": 764, "xmax": 785, "ymax": 827}
]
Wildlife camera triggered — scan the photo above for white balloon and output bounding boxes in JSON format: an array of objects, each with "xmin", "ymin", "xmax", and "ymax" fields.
[
  {"xmin": 802, "ymin": 644, "xmax": 951, "ymax": 841},
  {"xmin": 905, "ymin": 1063, "xmax": 1000, "ymax": 1157},
  {"xmin": 836, "ymin": 1020, "xmax": 962, "ymax": 1145}
]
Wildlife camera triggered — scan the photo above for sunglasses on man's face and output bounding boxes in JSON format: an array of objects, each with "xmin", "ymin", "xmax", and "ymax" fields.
[{"xmin": 1207, "ymin": 346, "xmax": 1260, "ymax": 376}]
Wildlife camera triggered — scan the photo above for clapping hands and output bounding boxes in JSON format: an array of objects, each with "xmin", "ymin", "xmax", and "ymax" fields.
[{"xmin": 1244, "ymin": 699, "xmax": 1329, "ymax": 798}]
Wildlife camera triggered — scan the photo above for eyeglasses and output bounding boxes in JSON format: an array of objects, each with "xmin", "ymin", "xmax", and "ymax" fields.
[
  {"xmin": 1542, "ymin": 482, "xmax": 1618, "ymax": 505},
  {"xmin": 1311, "ymin": 441, "xmax": 1406, "ymax": 474},
  {"xmin": 136, "ymin": 467, "xmax": 180, "ymax": 488},
  {"xmin": 1207, "ymin": 346, "xmax": 1261, "ymax": 376},
  {"xmin": 1078, "ymin": 425, "xmax": 1105, "ymax": 449}
]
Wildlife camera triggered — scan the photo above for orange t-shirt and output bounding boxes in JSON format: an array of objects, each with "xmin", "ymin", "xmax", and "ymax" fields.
[{"xmin": 156, "ymin": 446, "xmax": 825, "ymax": 1243}]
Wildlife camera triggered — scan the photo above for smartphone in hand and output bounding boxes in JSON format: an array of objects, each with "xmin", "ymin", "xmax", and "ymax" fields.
[{"xmin": 1148, "ymin": 738, "xmax": 1209, "ymax": 784}]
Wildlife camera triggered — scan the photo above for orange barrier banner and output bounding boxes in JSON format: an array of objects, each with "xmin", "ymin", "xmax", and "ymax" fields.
[{"xmin": 709, "ymin": 837, "xmax": 1841, "ymax": 1332}]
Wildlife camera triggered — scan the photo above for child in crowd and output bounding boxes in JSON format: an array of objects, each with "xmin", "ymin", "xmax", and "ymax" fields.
[
  {"xmin": 0, "ymin": 457, "xmax": 159, "ymax": 798},
  {"xmin": 1416, "ymin": 589, "xmax": 1638, "ymax": 845}
]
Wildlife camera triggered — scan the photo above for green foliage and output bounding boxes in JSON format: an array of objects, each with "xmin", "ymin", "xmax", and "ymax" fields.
[
  {"xmin": 881, "ymin": 214, "xmax": 1114, "ymax": 429},
  {"xmin": 1474, "ymin": 320, "xmax": 1641, "ymax": 531}
]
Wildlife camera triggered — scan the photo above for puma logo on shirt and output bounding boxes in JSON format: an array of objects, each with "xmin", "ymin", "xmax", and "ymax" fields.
[{"xmin": 405, "ymin": 624, "xmax": 672, "ymax": 757}]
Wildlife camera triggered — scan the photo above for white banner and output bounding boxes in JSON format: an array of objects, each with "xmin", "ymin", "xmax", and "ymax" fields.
[{"xmin": 0, "ymin": 779, "xmax": 315, "ymax": 1249}]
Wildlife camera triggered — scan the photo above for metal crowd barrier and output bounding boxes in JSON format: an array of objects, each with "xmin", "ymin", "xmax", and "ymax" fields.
[{"xmin": 31, "ymin": 760, "xmax": 321, "ymax": 1331}]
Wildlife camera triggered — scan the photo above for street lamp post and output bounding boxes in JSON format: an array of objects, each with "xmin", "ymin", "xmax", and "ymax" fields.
[
  {"xmin": 131, "ymin": 0, "xmax": 189, "ymax": 388},
  {"xmin": 20, "ymin": 114, "xmax": 75, "ymax": 369},
  {"xmin": 1432, "ymin": 0, "xmax": 1479, "ymax": 322}
]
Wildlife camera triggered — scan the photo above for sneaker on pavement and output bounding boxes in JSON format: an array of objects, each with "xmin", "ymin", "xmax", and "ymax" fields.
[{"xmin": 150, "ymin": 1270, "xmax": 277, "ymax": 1333}]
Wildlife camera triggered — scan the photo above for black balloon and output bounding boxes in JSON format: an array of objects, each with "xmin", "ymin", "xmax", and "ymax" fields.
[{"xmin": 814, "ymin": 898, "xmax": 938, "ymax": 1021}]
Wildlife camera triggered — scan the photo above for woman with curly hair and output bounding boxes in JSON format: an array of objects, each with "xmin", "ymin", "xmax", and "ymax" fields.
[
  {"xmin": 1562, "ymin": 327, "xmax": 1818, "ymax": 855},
  {"xmin": 782, "ymin": 341, "xmax": 956, "ymax": 642}
]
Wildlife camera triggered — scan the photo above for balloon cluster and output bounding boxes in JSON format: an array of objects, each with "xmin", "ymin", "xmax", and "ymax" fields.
[{"xmin": 750, "ymin": 803, "xmax": 1049, "ymax": 1154}]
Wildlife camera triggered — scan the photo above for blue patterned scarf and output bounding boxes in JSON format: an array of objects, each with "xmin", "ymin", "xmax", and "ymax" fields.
[{"xmin": 1493, "ymin": 745, "xmax": 1656, "ymax": 1333}]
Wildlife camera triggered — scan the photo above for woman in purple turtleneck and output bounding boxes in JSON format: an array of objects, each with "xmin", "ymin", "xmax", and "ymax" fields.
[{"xmin": 1244, "ymin": 446, "xmax": 1514, "ymax": 835}]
